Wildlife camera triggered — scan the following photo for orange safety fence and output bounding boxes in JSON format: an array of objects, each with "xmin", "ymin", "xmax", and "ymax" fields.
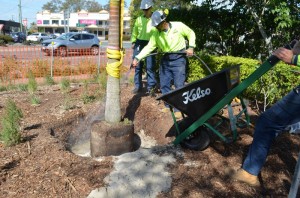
[{"xmin": 0, "ymin": 45, "xmax": 133, "ymax": 85}]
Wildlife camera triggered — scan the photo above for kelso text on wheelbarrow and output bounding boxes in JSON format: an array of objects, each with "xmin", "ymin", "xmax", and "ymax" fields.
[{"xmin": 182, "ymin": 87, "xmax": 211, "ymax": 104}]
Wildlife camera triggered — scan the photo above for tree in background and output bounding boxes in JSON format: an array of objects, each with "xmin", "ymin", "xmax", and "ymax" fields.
[
  {"xmin": 199, "ymin": 0, "xmax": 299, "ymax": 58},
  {"xmin": 129, "ymin": 0, "xmax": 196, "ymax": 30},
  {"xmin": 157, "ymin": 0, "xmax": 299, "ymax": 59},
  {"xmin": 42, "ymin": 0, "xmax": 107, "ymax": 12}
]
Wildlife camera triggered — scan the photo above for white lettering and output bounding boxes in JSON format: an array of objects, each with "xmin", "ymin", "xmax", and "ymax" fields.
[{"xmin": 182, "ymin": 87, "xmax": 211, "ymax": 104}]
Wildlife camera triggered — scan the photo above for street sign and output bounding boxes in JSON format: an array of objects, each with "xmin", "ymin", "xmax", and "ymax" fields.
[
  {"xmin": 76, "ymin": 23, "xmax": 86, "ymax": 27},
  {"xmin": 22, "ymin": 19, "xmax": 28, "ymax": 27}
]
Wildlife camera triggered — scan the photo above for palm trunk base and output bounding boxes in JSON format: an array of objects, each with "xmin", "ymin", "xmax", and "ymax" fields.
[{"xmin": 90, "ymin": 120, "xmax": 134, "ymax": 157}]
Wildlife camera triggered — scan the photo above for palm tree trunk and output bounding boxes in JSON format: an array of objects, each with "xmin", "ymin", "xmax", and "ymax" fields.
[{"xmin": 105, "ymin": 0, "xmax": 121, "ymax": 123}]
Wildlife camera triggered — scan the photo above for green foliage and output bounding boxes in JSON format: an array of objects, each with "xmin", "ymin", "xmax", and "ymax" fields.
[
  {"xmin": 0, "ymin": 86, "xmax": 8, "ymax": 92},
  {"xmin": 44, "ymin": 75, "xmax": 55, "ymax": 85},
  {"xmin": 123, "ymin": 118, "xmax": 132, "ymax": 125},
  {"xmin": 129, "ymin": 0, "xmax": 196, "ymax": 32},
  {"xmin": 27, "ymin": 70, "xmax": 38, "ymax": 95},
  {"xmin": 42, "ymin": 0, "xmax": 106, "ymax": 13},
  {"xmin": 60, "ymin": 78, "xmax": 70, "ymax": 94},
  {"xmin": 96, "ymin": 71, "xmax": 107, "ymax": 89},
  {"xmin": 0, "ymin": 99, "xmax": 23, "ymax": 147},
  {"xmin": 271, "ymin": 2, "xmax": 292, "ymax": 30},
  {"xmin": 81, "ymin": 80, "xmax": 96, "ymax": 104},
  {"xmin": 30, "ymin": 95, "xmax": 41, "ymax": 105},
  {"xmin": 162, "ymin": 0, "xmax": 299, "ymax": 59},
  {"xmin": 27, "ymin": 70, "xmax": 41, "ymax": 105},
  {"xmin": 16, "ymin": 84, "xmax": 28, "ymax": 91},
  {"xmin": 0, "ymin": 34, "xmax": 14, "ymax": 44},
  {"xmin": 187, "ymin": 54, "xmax": 300, "ymax": 108},
  {"xmin": 60, "ymin": 78, "xmax": 72, "ymax": 110},
  {"xmin": 0, "ymin": 40, "xmax": 6, "ymax": 46}
]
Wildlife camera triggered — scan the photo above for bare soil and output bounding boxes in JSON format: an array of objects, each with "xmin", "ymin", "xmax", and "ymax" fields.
[{"xmin": 0, "ymin": 80, "xmax": 300, "ymax": 198}]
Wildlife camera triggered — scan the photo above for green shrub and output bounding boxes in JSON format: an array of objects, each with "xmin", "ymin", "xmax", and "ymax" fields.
[
  {"xmin": 0, "ymin": 34, "xmax": 14, "ymax": 43},
  {"xmin": 27, "ymin": 70, "xmax": 40, "ymax": 105},
  {"xmin": 44, "ymin": 75, "xmax": 55, "ymax": 85},
  {"xmin": 81, "ymin": 80, "xmax": 96, "ymax": 104},
  {"xmin": 16, "ymin": 84, "xmax": 28, "ymax": 91},
  {"xmin": 187, "ymin": 53, "xmax": 300, "ymax": 109},
  {"xmin": 60, "ymin": 78, "xmax": 71, "ymax": 110},
  {"xmin": 0, "ymin": 99, "xmax": 23, "ymax": 146}
]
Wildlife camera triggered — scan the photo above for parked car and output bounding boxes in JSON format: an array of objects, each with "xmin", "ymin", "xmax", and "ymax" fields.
[
  {"xmin": 10, "ymin": 32, "xmax": 26, "ymax": 43},
  {"xmin": 41, "ymin": 32, "xmax": 100, "ymax": 56},
  {"xmin": 49, "ymin": 34, "xmax": 58, "ymax": 39},
  {"xmin": 27, "ymin": 33, "xmax": 50, "ymax": 42}
]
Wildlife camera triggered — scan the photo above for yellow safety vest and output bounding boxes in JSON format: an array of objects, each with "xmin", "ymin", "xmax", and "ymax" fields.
[
  {"xmin": 131, "ymin": 15, "xmax": 155, "ymax": 43},
  {"xmin": 136, "ymin": 21, "xmax": 196, "ymax": 60}
]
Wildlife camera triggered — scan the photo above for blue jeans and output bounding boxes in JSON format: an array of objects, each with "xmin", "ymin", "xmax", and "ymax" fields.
[
  {"xmin": 159, "ymin": 55, "xmax": 186, "ymax": 111},
  {"xmin": 133, "ymin": 40, "xmax": 156, "ymax": 91},
  {"xmin": 242, "ymin": 85, "xmax": 300, "ymax": 176}
]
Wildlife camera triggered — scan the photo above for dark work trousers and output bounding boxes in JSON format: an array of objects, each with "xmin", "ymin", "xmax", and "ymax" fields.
[
  {"xmin": 242, "ymin": 85, "xmax": 300, "ymax": 176},
  {"xmin": 159, "ymin": 53, "xmax": 187, "ymax": 112},
  {"xmin": 132, "ymin": 39, "xmax": 156, "ymax": 91}
]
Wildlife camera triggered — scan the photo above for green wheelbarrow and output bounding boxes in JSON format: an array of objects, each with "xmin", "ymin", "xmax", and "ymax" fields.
[{"xmin": 157, "ymin": 41, "xmax": 297, "ymax": 151}]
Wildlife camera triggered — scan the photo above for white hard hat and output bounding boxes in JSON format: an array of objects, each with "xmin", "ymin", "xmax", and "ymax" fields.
[
  {"xmin": 151, "ymin": 10, "xmax": 168, "ymax": 27},
  {"xmin": 140, "ymin": 0, "xmax": 153, "ymax": 10}
]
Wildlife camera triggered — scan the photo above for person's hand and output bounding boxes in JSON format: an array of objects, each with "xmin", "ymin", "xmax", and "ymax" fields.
[
  {"xmin": 186, "ymin": 48, "xmax": 194, "ymax": 57},
  {"xmin": 132, "ymin": 58, "xmax": 139, "ymax": 67},
  {"xmin": 131, "ymin": 43, "xmax": 135, "ymax": 49},
  {"xmin": 273, "ymin": 47, "xmax": 294, "ymax": 64}
]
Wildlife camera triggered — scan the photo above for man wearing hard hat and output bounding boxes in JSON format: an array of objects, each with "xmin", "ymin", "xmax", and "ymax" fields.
[
  {"xmin": 132, "ymin": 9, "xmax": 196, "ymax": 119},
  {"xmin": 131, "ymin": 0, "xmax": 157, "ymax": 96}
]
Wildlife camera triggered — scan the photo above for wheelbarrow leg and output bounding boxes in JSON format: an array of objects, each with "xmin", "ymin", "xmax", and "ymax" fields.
[{"xmin": 288, "ymin": 152, "xmax": 300, "ymax": 198}]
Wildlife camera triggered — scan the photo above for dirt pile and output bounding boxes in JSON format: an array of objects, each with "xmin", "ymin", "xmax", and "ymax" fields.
[{"xmin": 0, "ymin": 83, "xmax": 299, "ymax": 197}]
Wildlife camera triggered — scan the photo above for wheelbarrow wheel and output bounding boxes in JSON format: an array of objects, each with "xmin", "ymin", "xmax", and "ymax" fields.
[{"xmin": 177, "ymin": 118, "xmax": 210, "ymax": 151}]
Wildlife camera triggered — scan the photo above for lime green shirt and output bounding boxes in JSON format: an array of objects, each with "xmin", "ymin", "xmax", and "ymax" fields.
[
  {"xmin": 130, "ymin": 15, "xmax": 155, "ymax": 43},
  {"xmin": 292, "ymin": 55, "xmax": 300, "ymax": 66},
  {"xmin": 136, "ymin": 22, "xmax": 196, "ymax": 61}
]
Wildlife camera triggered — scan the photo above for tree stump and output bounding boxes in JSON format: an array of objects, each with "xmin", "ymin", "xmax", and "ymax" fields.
[{"xmin": 90, "ymin": 120, "xmax": 134, "ymax": 157}]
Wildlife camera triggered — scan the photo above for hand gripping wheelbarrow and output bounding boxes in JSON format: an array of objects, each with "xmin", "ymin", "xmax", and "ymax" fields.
[{"xmin": 157, "ymin": 40, "xmax": 297, "ymax": 151}]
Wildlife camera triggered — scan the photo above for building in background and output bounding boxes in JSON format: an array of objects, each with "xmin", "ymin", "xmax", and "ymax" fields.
[{"xmin": 36, "ymin": 9, "xmax": 131, "ymax": 40}]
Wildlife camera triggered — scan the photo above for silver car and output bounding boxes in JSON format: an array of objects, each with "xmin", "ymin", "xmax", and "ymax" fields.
[
  {"xmin": 41, "ymin": 32, "xmax": 100, "ymax": 56},
  {"xmin": 27, "ymin": 32, "xmax": 50, "ymax": 42}
]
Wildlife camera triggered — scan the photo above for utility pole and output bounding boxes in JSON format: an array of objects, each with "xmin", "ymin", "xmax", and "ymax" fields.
[{"xmin": 18, "ymin": 0, "xmax": 23, "ymax": 32}]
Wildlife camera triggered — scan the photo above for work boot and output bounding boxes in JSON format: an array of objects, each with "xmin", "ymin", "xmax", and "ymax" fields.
[
  {"xmin": 174, "ymin": 112, "xmax": 183, "ymax": 120},
  {"xmin": 132, "ymin": 88, "xmax": 142, "ymax": 94},
  {"xmin": 232, "ymin": 169, "xmax": 260, "ymax": 187},
  {"xmin": 160, "ymin": 107, "xmax": 170, "ymax": 113}
]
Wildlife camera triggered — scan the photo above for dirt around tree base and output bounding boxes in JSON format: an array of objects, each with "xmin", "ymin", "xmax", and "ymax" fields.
[{"xmin": 0, "ymin": 82, "xmax": 300, "ymax": 197}]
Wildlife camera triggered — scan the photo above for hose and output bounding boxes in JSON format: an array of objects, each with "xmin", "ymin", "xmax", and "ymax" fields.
[
  {"xmin": 144, "ymin": 51, "xmax": 213, "ymax": 74},
  {"xmin": 121, "ymin": 51, "xmax": 213, "ymax": 85}
]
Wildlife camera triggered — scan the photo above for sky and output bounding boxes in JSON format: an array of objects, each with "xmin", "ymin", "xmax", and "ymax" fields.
[
  {"xmin": 1, "ymin": 0, "xmax": 204, "ymax": 27},
  {"xmin": 1, "ymin": 0, "xmax": 129, "ymax": 26}
]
